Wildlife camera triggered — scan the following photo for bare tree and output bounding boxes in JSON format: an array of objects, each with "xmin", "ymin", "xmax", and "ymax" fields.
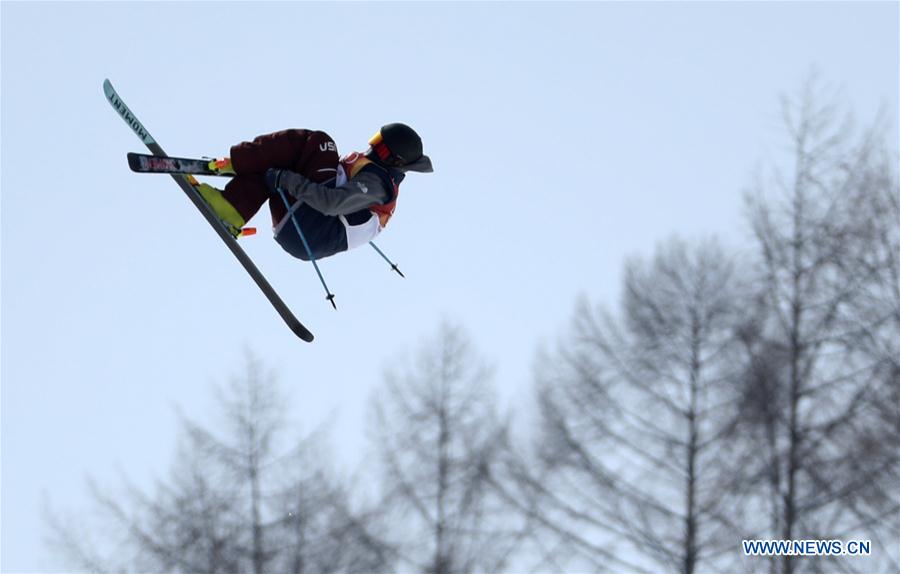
[
  {"xmin": 739, "ymin": 73, "xmax": 900, "ymax": 573},
  {"xmin": 495, "ymin": 238, "xmax": 749, "ymax": 573},
  {"xmin": 815, "ymin": 115, "xmax": 900, "ymax": 573},
  {"xmin": 266, "ymin": 434, "xmax": 396, "ymax": 574},
  {"xmin": 46, "ymin": 352, "xmax": 392, "ymax": 573},
  {"xmin": 369, "ymin": 322, "xmax": 524, "ymax": 574},
  {"xmin": 840, "ymin": 146, "xmax": 900, "ymax": 569}
]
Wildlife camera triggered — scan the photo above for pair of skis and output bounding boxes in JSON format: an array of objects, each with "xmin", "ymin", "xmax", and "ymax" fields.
[{"xmin": 103, "ymin": 79, "xmax": 314, "ymax": 342}]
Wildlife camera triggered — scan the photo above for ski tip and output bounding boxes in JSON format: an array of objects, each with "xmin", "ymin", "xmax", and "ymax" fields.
[
  {"xmin": 103, "ymin": 79, "xmax": 157, "ymax": 146},
  {"xmin": 291, "ymin": 322, "xmax": 315, "ymax": 342}
]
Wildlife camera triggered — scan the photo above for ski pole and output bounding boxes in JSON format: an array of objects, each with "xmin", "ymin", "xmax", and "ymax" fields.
[
  {"xmin": 274, "ymin": 186, "xmax": 337, "ymax": 309},
  {"xmin": 369, "ymin": 242, "xmax": 405, "ymax": 278}
]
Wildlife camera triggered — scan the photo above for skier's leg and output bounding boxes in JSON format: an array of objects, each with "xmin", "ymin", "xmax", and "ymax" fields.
[
  {"xmin": 264, "ymin": 132, "xmax": 339, "ymax": 224},
  {"xmin": 222, "ymin": 175, "xmax": 270, "ymax": 222}
]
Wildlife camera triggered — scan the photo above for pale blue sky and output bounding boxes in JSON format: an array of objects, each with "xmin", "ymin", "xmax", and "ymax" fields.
[{"xmin": 2, "ymin": 2, "xmax": 897, "ymax": 571}]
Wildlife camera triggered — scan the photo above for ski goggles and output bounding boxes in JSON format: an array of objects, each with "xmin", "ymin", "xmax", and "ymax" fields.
[{"xmin": 368, "ymin": 130, "xmax": 406, "ymax": 167}]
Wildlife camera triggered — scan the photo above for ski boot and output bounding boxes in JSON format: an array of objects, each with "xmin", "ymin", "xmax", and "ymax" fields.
[
  {"xmin": 194, "ymin": 182, "xmax": 246, "ymax": 238},
  {"xmin": 207, "ymin": 157, "xmax": 236, "ymax": 176}
]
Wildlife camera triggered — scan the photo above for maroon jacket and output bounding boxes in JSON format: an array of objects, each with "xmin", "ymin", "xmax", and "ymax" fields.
[{"xmin": 223, "ymin": 129, "xmax": 340, "ymax": 224}]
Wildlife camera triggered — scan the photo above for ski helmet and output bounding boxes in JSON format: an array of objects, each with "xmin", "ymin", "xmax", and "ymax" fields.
[{"xmin": 368, "ymin": 123, "xmax": 433, "ymax": 173}]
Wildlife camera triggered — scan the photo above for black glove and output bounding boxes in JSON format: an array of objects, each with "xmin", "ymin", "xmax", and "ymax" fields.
[{"xmin": 265, "ymin": 168, "xmax": 286, "ymax": 191}]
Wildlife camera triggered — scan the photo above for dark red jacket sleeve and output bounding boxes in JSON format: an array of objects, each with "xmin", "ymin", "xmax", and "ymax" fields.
[{"xmin": 230, "ymin": 129, "xmax": 339, "ymax": 183}]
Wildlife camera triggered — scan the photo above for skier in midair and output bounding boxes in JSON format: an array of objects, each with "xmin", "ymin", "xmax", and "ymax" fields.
[{"xmin": 198, "ymin": 123, "xmax": 433, "ymax": 261}]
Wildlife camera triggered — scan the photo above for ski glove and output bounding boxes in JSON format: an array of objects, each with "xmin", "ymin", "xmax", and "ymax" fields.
[
  {"xmin": 266, "ymin": 168, "xmax": 312, "ymax": 202},
  {"xmin": 265, "ymin": 168, "xmax": 287, "ymax": 192}
]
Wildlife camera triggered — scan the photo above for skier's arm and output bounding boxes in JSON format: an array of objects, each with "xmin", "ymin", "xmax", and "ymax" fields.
[{"xmin": 268, "ymin": 169, "xmax": 390, "ymax": 216}]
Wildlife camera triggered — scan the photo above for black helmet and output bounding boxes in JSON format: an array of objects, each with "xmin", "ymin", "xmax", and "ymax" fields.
[{"xmin": 368, "ymin": 123, "xmax": 433, "ymax": 173}]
